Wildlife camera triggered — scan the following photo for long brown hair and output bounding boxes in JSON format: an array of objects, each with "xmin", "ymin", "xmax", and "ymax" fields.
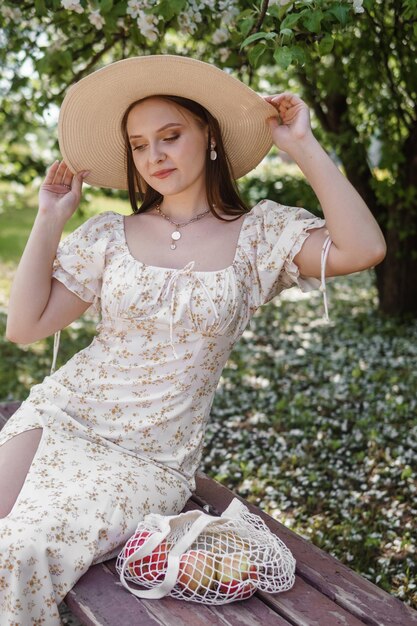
[{"xmin": 120, "ymin": 95, "xmax": 250, "ymax": 222}]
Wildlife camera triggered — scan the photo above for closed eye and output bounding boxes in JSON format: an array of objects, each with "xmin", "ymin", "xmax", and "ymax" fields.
[{"xmin": 132, "ymin": 135, "xmax": 180, "ymax": 151}]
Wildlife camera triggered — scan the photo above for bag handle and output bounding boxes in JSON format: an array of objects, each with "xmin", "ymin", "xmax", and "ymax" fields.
[{"xmin": 119, "ymin": 510, "xmax": 222, "ymax": 598}]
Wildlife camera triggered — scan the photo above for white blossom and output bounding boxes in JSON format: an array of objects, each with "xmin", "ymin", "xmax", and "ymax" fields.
[
  {"xmin": 352, "ymin": 0, "xmax": 365, "ymax": 13},
  {"xmin": 218, "ymin": 47, "xmax": 231, "ymax": 63},
  {"xmin": 127, "ymin": 0, "xmax": 150, "ymax": 19},
  {"xmin": 177, "ymin": 11, "xmax": 198, "ymax": 35},
  {"xmin": 218, "ymin": 0, "xmax": 237, "ymax": 9},
  {"xmin": 61, "ymin": 0, "xmax": 84, "ymax": 13},
  {"xmin": 212, "ymin": 27, "xmax": 229, "ymax": 44},
  {"xmin": 88, "ymin": 9, "xmax": 105, "ymax": 30},
  {"xmin": 1, "ymin": 5, "xmax": 23, "ymax": 19},
  {"xmin": 137, "ymin": 10, "xmax": 159, "ymax": 41},
  {"xmin": 221, "ymin": 6, "xmax": 239, "ymax": 27}
]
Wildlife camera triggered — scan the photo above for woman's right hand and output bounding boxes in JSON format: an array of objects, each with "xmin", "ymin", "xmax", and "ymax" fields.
[{"xmin": 38, "ymin": 159, "xmax": 90, "ymax": 223}]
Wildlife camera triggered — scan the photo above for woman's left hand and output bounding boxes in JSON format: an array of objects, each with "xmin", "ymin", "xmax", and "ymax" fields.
[{"xmin": 263, "ymin": 92, "xmax": 314, "ymax": 153}]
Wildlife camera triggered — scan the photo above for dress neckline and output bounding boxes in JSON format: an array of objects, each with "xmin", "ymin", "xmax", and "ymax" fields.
[{"xmin": 118, "ymin": 208, "xmax": 254, "ymax": 274}]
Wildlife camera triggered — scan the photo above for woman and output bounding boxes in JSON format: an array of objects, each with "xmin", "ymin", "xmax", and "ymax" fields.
[{"xmin": 2, "ymin": 55, "xmax": 386, "ymax": 624}]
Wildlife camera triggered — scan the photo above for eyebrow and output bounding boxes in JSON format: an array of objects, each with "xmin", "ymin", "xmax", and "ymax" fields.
[{"xmin": 129, "ymin": 123, "xmax": 184, "ymax": 139}]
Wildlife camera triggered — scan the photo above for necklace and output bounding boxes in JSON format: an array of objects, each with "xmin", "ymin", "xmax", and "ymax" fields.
[{"xmin": 154, "ymin": 203, "xmax": 214, "ymax": 250}]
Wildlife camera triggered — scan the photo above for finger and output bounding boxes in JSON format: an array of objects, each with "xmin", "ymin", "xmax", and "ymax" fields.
[
  {"xmin": 264, "ymin": 95, "xmax": 291, "ymax": 111},
  {"xmin": 60, "ymin": 165, "xmax": 74, "ymax": 188},
  {"xmin": 72, "ymin": 169, "xmax": 91, "ymax": 194},
  {"xmin": 268, "ymin": 93, "xmax": 300, "ymax": 105},
  {"xmin": 44, "ymin": 160, "xmax": 60, "ymax": 185},
  {"xmin": 51, "ymin": 160, "xmax": 68, "ymax": 185}
]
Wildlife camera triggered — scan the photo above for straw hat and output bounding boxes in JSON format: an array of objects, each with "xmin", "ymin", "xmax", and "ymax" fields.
[{"xmin": 57, "ymin": 54, "xmax": 277, "ymax": 190}]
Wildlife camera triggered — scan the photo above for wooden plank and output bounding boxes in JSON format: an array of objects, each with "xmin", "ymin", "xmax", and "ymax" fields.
[
  {"xmin": 0, "ymin": 400, "xmax": 22, "ymax": 427},
  {"xmin": 64, "ymin": 562, "xmax": 165, "ymax": 626},
  {"xmin": 105, "ymin": 558, "xmax": 292, "ymax": 626},
  {"xmin": 257, "ymin": 576, "xmax": 365, "ymax": 626},
  {"xmin": 192, "ymin": 473, "xmax": 417, "ymax": 626},
  {"xmin": 183, "ymin": 500, "xmax": 365, "ymax": 626},
  {"xmin": 0, "ymin": 400, "xmax": 22, "ymax": 422}
]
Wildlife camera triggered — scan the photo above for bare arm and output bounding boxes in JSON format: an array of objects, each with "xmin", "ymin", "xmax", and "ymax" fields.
[
  {"xmin": 6, "ymin": 160, "xmax": 90, "ymax": 344},
  {"xmin": 264, "ymin": 93, "xmax": 386, "ymax": 279}
]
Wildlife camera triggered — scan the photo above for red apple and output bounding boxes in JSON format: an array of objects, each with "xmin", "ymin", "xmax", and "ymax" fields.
[
  {"xmin": 214, "ymin": 553, "xmax": 258, "ymax": 598},
  {"xmin": 124, "ymin": 530, "xmax": 170, "ymax": 582},
  {"xmin": 212, "ymin": 532, "xmax": 252, "ymax": 555},
  {"xmin": 176, "ymin": 549, "xmax": 217, "ymax": 595}
]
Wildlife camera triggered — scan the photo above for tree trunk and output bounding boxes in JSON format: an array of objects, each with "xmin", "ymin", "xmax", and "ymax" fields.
[
  {"xmin": 375, "ymin": 218, "xmax": 417, "ymax": 317},
  {"xmin": 295, "ymin": 70, "xmax": 417, "ymax": 317}
]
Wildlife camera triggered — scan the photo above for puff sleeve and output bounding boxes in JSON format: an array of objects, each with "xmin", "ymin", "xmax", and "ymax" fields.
[
  {"xmin": 52, "ymin": 211, "xmax": 113, "ymax": 311},
  {"xmin": 252, "ymin": 199, "xmax": 332, "ymax": 309}
]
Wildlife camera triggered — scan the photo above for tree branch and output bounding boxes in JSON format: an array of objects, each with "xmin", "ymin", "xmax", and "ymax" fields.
[
  {"xmin": 250, "ymin": 0, "xmax": 269, "ymax": 35},
  {"xmin": 247, "ymin": 0, "xmax": 270, "ymax": 86},
  {"xmin": 363, "ymin": 5, "xmax": 414, "ymax": 128}
]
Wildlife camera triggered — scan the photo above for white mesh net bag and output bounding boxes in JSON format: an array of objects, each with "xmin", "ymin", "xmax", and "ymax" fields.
[{"xmin": 116, "ymin": 497, "xmax": 296, "ymax": 605}]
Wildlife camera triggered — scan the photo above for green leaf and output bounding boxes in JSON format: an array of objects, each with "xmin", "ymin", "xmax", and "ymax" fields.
[
  {"xmin": 35, "ymin": 56, "xmax": 51, "ymax": 75},
  {"xmin": 301, "ymin": 9, "xmax": 324, "ymax": 33},
  {"xmin": 99, "ymin": 0, "xmax": 113, "ymax": 13},
  {"xmin": 248, "ymin": 42, "xmax": 268, "ymax": 68},
  {"xmin": 280, "ymin": 28, "xmax": 293, "ymax": 38},
  {"xmin": 34, "ymin": 0, "xmax": 47, "ymax": 16},
  {"xmin": 280, "ymin": 13, "xmax": 301, "ymax": 31},
  {"xmin": 268, "ymin": 3, "xmax": 293, "ymax": 21},
  {"xmin": 238, "ymin": 17, "xmax": 255, "ymax": 38},
  {"xmin": 238, "ymin": 8, "xmax": 254, "ymax": 20},
  {"xmin": 273, "ymin": 45, "xmax": 293, "ymax": 69},
  {"xmin": 110, "ymin": 2, "xmax": 129, "ymax": 18},
  {"xmin": 157, "ymin": 0, "xmax": 173, "ymax": 20},
  {"xmin": 56, "ymin": 50, "xmax": 72, "ymax": 69},
  {"xmin": 318, "ymin": 33, "xmax": 334, "ymax": 56},
  {"xmin": 291, "ymin": 44, "xmax": 307, "ymax": 66},
  {"xmin": 158, "ymin": 0, "xmax": 185, "ymax": 20},
  {"xmin": 240, "ymin": 31, "xmax": 275, "ymax": 49},
  {"xmin": 328, "ymin": 5, "xmax": 350, "ymax": 27},
  {"xmin": 170, "ymin": 0, "xmax": 186, "ymax": 13},
  {"xmin": 268, "ymin": 4, "xmax": 281, "ymax": 20},
  {"xmin": 401, "ymin": 466, "xmax": 412, "ymax": 480}
]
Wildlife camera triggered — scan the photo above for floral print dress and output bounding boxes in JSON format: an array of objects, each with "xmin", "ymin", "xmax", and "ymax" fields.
[{"xmin": 0, "ymin": 199, "xmax": 330, "ymax": 624}]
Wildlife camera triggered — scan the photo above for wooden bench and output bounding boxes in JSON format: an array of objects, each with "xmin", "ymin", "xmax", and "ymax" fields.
[{"xmin": 1, "ymin": 400, "xmax": 416, "ymax": 626}]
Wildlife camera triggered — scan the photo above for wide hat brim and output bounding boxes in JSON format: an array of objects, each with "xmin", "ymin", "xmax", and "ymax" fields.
[{"xmin": 58, "ymin": 55, "xmax": 277, "ymax": 189}]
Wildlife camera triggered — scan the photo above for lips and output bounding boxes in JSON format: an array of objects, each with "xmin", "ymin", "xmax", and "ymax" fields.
[{"xmin": 153, "ymin": 169, "xmax": 176, "ymax": 178}]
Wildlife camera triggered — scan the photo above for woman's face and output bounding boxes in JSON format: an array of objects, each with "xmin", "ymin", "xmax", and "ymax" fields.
[{"xmin": 127, "ymin": 97, "xmax": 209, "ymax": 196}]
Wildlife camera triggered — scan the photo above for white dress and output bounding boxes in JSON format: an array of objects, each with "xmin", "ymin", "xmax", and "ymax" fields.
[{"xmin": 0, "ymin": 199, "xmax": 330, "ymax": 624}]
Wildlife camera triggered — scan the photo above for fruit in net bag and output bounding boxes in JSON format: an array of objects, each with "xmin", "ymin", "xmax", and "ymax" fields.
[
  {"xmin": 214, "ymin": 552, "xmax": 258, "ymax": 599},
  {"xmin": 211, "ymin": 531, "xmax": 252, "ymax": 554},
  {"xmin": 177, "ymin": 549, "xmax": 217, "ymax": 595},
  {"xmin": 124, "ymin": 530, "xmax": 170, "ymax": 583}
]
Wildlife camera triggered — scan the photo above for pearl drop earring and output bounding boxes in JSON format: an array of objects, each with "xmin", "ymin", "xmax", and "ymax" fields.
[{"xmin": 210, "ymin": 143, "xmax": 217, "ymax": 160}]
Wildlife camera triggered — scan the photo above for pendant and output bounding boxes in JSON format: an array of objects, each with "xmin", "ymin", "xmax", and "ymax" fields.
[{"xmin": 171, "ymin": 230, "xmax": 180, "ymax": 250}]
